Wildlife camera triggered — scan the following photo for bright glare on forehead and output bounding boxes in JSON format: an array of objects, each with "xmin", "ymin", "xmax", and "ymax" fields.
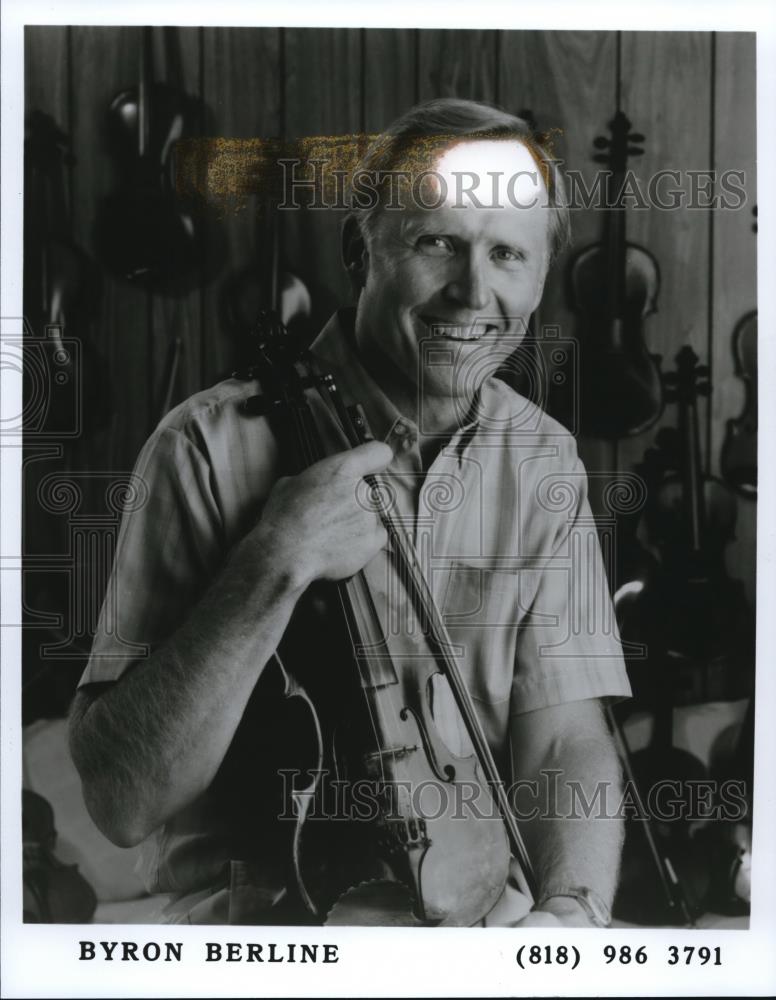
[{"xmin": 433, "ymin": 139, "xmax": 549, "ymax": 210}]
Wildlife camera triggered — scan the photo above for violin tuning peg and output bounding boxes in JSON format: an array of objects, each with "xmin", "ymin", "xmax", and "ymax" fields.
[
  {"xmin": 628, "ymin": 145, "xmax": 645, "ymax": 157},
  {"xmin": 630, "ymin": 132, "xmax": 645, "ymax": 143},
  {"xmin": 592, "ymin": 153, "xmax": 610, "ymax": 164},
  {"xmin": 593, "ymin": 136, "xmax": 610, "ymax": 149}
]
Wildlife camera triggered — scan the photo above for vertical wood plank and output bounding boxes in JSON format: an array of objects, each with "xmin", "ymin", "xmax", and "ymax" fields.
[
  {"xmin": 617, "ymin": 32, "xmax": 713, "ymax": 482},
  {"xmin": 69, "ymin": 25, "xmax": 152, "ymax": 473},
  {"xmin": 283, "ymin": 28, "xmax": 363, "ymax": 331},
  {"xmin": 200, "ymin": 26, "xmax": 282, "ymax": 385},
  {"xmin": 25, "ymin": 26, "xmax": 69, "ymax": 124},
  {"xmin": 417, "ymin": 30, "xmax": 498, "ymax": 103},
  {"xmin": 499, "ymin": 30, "xmax": 618, "ymax": 510},
  {"xmin": 23, "ymin": 27, "xmax": 72, "ymax": 578},
  {"xmin": 363, "ymin": 29, "xmax": 417, "ymax": 131},
  {"xmin": 711, "ymin": 32, "xmax": 757, "ymax": 604},
  {"xmin": 150, "ymin": 26, "xmax": 203, "ymax": 413}
]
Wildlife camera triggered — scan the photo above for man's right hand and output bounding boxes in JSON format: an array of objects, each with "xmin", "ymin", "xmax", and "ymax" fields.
[{"xmin": 238, "ymin": 440, "xmax": 394, "ymax": 589}]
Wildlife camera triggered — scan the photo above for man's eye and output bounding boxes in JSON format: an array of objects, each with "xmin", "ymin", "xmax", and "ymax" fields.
[
  {"xmin": 492, "ymin": 247, "xmax": 524, "ymax": 263},
  {"xmin": 417, "ymin": 236, "xmax": 453, "ymax": 256}
]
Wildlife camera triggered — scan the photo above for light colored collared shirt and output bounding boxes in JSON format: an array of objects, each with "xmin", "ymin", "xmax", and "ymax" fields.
[{"xmin": 80, "ymin": 309, "xmax": 630, "ymax": 923}]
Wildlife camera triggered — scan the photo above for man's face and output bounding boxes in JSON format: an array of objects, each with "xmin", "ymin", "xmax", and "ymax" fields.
[{"xmin": 354, "ymin": 139, "xmax": 551, "ymax": 415}]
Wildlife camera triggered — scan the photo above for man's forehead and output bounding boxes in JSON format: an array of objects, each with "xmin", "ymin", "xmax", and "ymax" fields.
[{"xmin": 432, "ymin": 138, "xmax": 550, "ymax": 210}]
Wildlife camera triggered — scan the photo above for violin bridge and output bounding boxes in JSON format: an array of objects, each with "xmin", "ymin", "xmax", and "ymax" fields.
[{"xmin": 379, "ymin": 817, "xmax": 430, "ymax": 853}]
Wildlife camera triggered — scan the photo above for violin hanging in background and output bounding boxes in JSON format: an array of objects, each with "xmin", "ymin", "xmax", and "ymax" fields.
[
  {"xmin": 568, "ymin": 110, "xmax": 663, "ymax": 438},
  {"xmin": 721, "ymin": 206, "xmax": 758, "ymax": 498},
  {"xmin": 95, "ymin": 26, "xmax": 223, "ymax": 295}
]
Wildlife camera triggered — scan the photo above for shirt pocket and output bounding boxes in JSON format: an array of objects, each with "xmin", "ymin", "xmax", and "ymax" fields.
[{"xmin": 437, "ymin": 561, "xmax": 523, "ymax": 705}]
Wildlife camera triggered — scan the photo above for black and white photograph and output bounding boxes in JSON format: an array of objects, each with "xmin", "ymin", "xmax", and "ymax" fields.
[{"xmin": 2, "ymin": 1, "xmax": 775, "ymax": 996}]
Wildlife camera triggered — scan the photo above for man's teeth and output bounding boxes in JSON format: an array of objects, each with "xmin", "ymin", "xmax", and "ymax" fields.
[{"xmin": 428, "ymin": 323, "xmax": 489, "ymax": 340}]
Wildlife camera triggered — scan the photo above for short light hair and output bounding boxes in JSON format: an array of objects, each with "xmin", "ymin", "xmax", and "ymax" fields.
[{"xmin": 347, "ymin": 97, "xmax": 571, "ymax": 261}]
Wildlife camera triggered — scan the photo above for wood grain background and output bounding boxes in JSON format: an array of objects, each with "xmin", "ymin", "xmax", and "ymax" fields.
[{"xmin": 22, "ymin": 27, "xmax": 757, "ymax": 711}]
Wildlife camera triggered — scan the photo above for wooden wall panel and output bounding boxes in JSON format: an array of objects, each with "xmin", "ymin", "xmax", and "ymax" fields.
[
  {"xmin": 617, "ymin": 32, "xmax": 713, "ymax": 480},
  {"xmin": 417, "ymin": 29, "xmax": 498, "ymax": 103},
  {"xmin": 363, "ymin": 29, "xmax": 417, "ymax": 131},
  {"xmin": 283, "ymin": 28, "xmax": 363, "ymax": 331},
  {"xmin": 24, "ymin": 27, "xmax": 69, "ymax": 128},
  {"xmin": 499, "ymin": 30, "xmax": 618, "ymax": 511},
  {"xmin": 22, "ymin": 26, "xmax": 759, "ymax": 688},
  {"xmin": 200, "ymin": 27, "xmax": 282, "ymax": 385},
  {"xmin": 149, "ymin": 27, "xmax": 203, "ymax": 414},
  {"xmin": 711, "ymin": 32, "xmax": 757, "ymax": 604},
  {"xmin": 22, "ymin": 26, "xmax": 71, "ymax": 569}
]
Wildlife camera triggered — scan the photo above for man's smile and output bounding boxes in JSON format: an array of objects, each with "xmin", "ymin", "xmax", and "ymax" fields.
[{"xmin": 419, "ymin": 314, "xmax": 500, "ymax": 341}]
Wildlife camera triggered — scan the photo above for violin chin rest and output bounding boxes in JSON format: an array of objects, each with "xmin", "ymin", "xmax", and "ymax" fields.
[{"xmin": 323, "ymin": 879, "xmax": 430, "ymax": 927}]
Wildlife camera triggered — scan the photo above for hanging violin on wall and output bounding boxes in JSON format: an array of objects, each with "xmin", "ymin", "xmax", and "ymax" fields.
[
  {"xmin": 721, "ymin": 206, "xmax": 757, "ymax": 498},
  {"xmin": 568, "ymin": 110, "xmax": 663, "ymax": 438},
  {"xmin": 648, "ymin": 345, "xmax": 753, "ymax": 700},
  {"xmin": 95, "ymin": 26, "xmax": 223, "ymax": 295},
  {"xmin": 720, "ymin": 312, "xmax": 757, "ymax": 498}
]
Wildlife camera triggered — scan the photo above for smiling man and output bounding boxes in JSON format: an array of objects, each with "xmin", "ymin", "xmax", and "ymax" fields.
[{"xmin": 69, "ymin": 98, "xmax": 631, "ymax": 928}]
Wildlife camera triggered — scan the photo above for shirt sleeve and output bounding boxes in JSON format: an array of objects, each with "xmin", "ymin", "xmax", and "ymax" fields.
[
  {"xmin": 78, "ymin": 426, "xmax": 226, "ymax": 686},
  {"xmin": 510, "ymin": 447, "xmax": 632, "ymax": 715}
]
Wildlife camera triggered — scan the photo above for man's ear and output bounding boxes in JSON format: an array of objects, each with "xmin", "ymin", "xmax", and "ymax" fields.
[{"xmin": 341, "ymin": 215, "xmax": 369, "ymax": 290}]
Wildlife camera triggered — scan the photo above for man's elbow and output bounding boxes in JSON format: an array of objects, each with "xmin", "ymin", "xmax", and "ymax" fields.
[
  {"xmin": 68, "ymin": 698, "xmax": 155, "ymax": 849},
  {"xmin": 80, "ymin": 783, "xmax": 152, "ymax": 849}
]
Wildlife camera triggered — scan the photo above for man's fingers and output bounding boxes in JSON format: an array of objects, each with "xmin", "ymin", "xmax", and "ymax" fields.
[{"xmin": 329, "ymin": 440, "xmax": 394, "ymax": 477}]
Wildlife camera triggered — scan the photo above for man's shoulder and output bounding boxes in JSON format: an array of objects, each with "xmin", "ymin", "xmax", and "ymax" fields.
[{"xmin": 154, "ymin": 377, "xmax": 263, "ymax": 447}]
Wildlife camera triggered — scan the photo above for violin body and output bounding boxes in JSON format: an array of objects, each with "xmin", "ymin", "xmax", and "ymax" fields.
[
  {"xmin": 570, "ymin": 242, "xmax": 662, "ymax": 438},
  {"xmin": 97, "ymin": 83, "xmax": 204, "ymax": 291},
  {"xmin": 569, "ymin": 111, "xmax": 663, "ymax": 439},
  {"xmin": 95, "ymin": 29, "xmax": 223, "ymax": 294},
  {"xmin": 721, "ymin": 311, "xmax": 757, "ymax": 498},
  {"xmin": 283, "ymin": 577, "xmax": 510, "ymax": 926}
]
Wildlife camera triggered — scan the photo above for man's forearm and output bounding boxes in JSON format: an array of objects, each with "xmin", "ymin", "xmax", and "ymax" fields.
[
  {"xmin": 510, "ymin": 699, "xmax": 625, "ymax": 924},
  {"xmin": 69, "ymin": 528, "xmax": 306, "ymax": 847},
  {"xmin": 518, "ymin": 732, "xmax": 624, "ymax": 909}
]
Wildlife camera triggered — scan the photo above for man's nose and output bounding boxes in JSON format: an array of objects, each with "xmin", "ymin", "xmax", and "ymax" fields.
[{"xmin": 444, "ymin": 253, "xmax": 491, "ymax": 311}]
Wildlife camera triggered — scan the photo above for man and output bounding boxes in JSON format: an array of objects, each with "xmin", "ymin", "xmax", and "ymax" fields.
[{"xmin": 69, "ymin": 98, "xmax": 631, "ymax": 927}]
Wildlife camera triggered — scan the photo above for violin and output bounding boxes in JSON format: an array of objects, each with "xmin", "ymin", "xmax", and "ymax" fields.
[
  {"xmin": 610, "ymin": 346, "xmax": 755, "ymax": 924},
  {"xmin": 645, "ymin": 346, "xmax": 754, "ymax": 700},
  {"xmin": 568, "ymin": 110, "xmax": 663, "ymax": 438},
  {"xmin": 721, "ymin": 311, "xmax": 757, "ymax": 498},
  {"xmin": 237, "ymin": 313, "xmax": 536, "ymax": 926},
  {"xmin": 721, "ymin": 204, "xmax": 757, "ymax": 498},
  {"xmin": 95, "ymin": 27, "xmax": 222, "ymax": 294}
]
